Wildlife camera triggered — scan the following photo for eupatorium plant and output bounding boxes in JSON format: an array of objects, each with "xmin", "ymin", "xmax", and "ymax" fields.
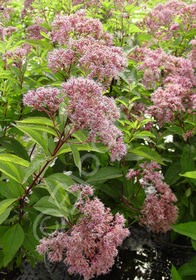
[
  {"xmin": 138, "ymin": 0, "xmax": 196, "ymax": 45},
  {"xmin": 23, "ymin": 76, "xmax": 127, "ymax": 161},
  {"xmin": 62, "ymin": 77, "xmax": 127, "ymax": 160},
  {"xmin": 37, "ymin": 184, "xmax": 129, "ymax": 280},
  {"xmin": 127, "ymin": 161, "xmax": 178, "ymax": 233},
  {"xmin": 128, "ymin": 46, "xmax": 196, "ymax": 125}
]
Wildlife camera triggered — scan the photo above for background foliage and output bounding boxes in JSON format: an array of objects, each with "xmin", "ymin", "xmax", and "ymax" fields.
[{"xmin": 0, "ymin": 0, "xmax": 195, "ymax": 279}]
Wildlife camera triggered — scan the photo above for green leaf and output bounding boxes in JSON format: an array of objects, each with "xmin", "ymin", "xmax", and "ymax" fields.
[
  {"xmin": 180, "ymin": 171, "xmax": 196, "ymax": 179},
  {"xmin": 56, "ymin": 143, "xmax": 106, "ymax": 157},
  {"xmin": 179, "ymin": 256, "xmax": 196, "ymax": 277},
  {"xmin": 69, "ymin": 144, "xmax": 81, "ymax": 176},
  {"xmin": 181, "ymin": 145, "xmax": 195, "ymax": 173},
  {"xmin": 0, "ymin": 161, "xmax": 24, "ymax": 183},
  {"xmin": 72, "ymin": 131, "xmax": 87, "ymax": 142},
  {"xmin": 171, "ymin": 265, "xmax": 183, "ymax": 280},
  {"xmin": 59, "ymin": 102, "xmax": 68, "ymax": 126},
  {"xmin": 17, "ymin": 117, "xmax": 54, "ymax": 126},
  {"xmin": 16, "ymin": 125, "xmax": 48, "ymax": 154},
  {"xmin": 167, "ymin": 126, "xmax": 184, "ymax": 136},
  {"xmin": 0, "ymin": 226, "xmax": 9, "ymax": 247},
  {"xmin": 129, "ymin": 24, "xmax": 144, "ymax": 33},
  {"xmin": 16, "ymin": 124, "xmax": 58, "ymax": 137},
  {"xmin": 0, "ymin": 206, "xmax": 13, "ymax": 225},
  {"xmin": 171, "ymin": 222, "xmax": 196, "ymax": 240},
  {"xmin": 0, "ymin": 154, "xmax": 29, "ymax": 168},
  {"xmin": 33, "ymin": 196, "xmax": 65, "ymax": 217},
  {"xmin": 125, "ymin": 152, "xmax": 144, "ymax": 161},
  {"xmin": 22, "ymin": 155, "xmax": 47, "ymax": 184},
  {"xmin": 191, "ymin": 240, "xmax": 196, "ymax": 251},
  {"xmin": 22, "ymin": 232, "xmax": 43, "ymax": 260},
  {"xmin": 128, "ymin": 146, "xmax": 165, "ymax": 165},
  {"xmin": 0, "ymin": 137, "xmax": 29, "ymax": 161},
  {"xmin": 44, "ymin": 178, "xmax": 71, "ymax": 218},
  {"xmin": 40, "ymin": 30, "xmax": 50, "ymax": 39},
  {"xmin": 2, "ymin": 223, "xmax": 24, "ymax": 266},
  {"xmin": 164, "ymin": 161, "xmax": 181, "ymax": 185},
  {"xmin": 0, "ymin": 180, "xmax": 25, "ymax": 198},
  {"xmin": 0, "ymin": 198, "xmax": 16, "ymax": 216},
  {"xmin": 87, "ymin": 167, "xmax": 122, "ymax": 183},
  {"xmin": 134, "ymin": 131, "xmax": 156, "ymax": 140},
  {"xmin": 46, "ymin": 173, "xmax": 74, "ymax": 190}
]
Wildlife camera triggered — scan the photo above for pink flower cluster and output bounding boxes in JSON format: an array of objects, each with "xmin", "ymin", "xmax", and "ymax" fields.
[
  {"xmin": 3, "ymin": 45, "xmax": 32, "ymax": 69},
  {"xmin": 21, "ymin": 0, "xmax": 35, "ymax": 19},
  {"xmin": 26, "ymin": 23, "xmax": 48, "ymax": 40},
  {"xmin": 78, "ymin": 42, "xmax": 127, "ymax": 87},
  {"xmin": 0, "ymin": 0, "xmax": 14, "ymax": 21},
  {"xmin": 23, "ymin": 87, "xmax": 63, "ymax": 114},
  {"xmin": 126, "ymin": 168, "xmax": 140, "ymax": 180},
  {"xmin": 183, "ymin": 129, "xmax": 195, "ymax": 141},
  {"xmin": 62, "ymin": 77, "xmax": 127, "ymax": 161},
  {"xmin": 37, "ymin": 184, "xmax": 129, "ymax": 280},
  {"xmin": 47, "ymin": 9, "xmax": 127, "ymax": 88},
  {"xmin": 128, "ymin": 161, "xmax": 178, "ymax": 233},
  {"xmin": 50, "ymin": 10, "xmax": 104, "ymax": 46},
  {"xmin": 47, "ymin": 48, "xmax": 76, "ymax": 74},
  {"xmin": 48, "ymin": 36, "xmax": 127, "ymax": 87},
  {"xmin": 138, "ymin": 0, "xmax": 196, "ymax": 43},
  {"xmin": 0, "ymin": 25, "xmax": 17, "ymax": 41},
  {"xmin": 129, "ymin": 46, "xmax": 196, "ymax": 125}
]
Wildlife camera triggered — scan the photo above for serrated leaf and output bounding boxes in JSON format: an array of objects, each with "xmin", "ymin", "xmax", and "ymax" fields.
[
  {"xmin": 0, "ymin": 161, "xmax": 24, "ymax": 183},
  {"xmin": 87, "ymin": 167, "xmax": 122, "ymax": 183},
  {"xmin": 128, "ymin": 146, "xmax": 165, "ymax": 165},
  {"xmin": 171, "ymin": 265, "xmax": 183, "ymax": 280},
  {"xmin": 134, "ymin": 131, "xmax": 156, "ymax": 139},
  {"xmin": 0, "ymin": 180, "xmax": 24, "ymax": 199},
  {"xmin": 47, "ymin": 173, "xmax": 74, "ymax": 190},
  {"xmin": 22, "ymin": 156, "xmax": 47, "ymax": 184},
  {"xmin": 40, "ymin": 30, "xmax": 50, "ymax": 39},
  {"xmin": 0, "ymin": 154, "xmax": 29, "ymax": 168},
  {"xmin": 16, "ymin": 125, "xmax": 48, "ymax": 154},
  {"xmin": 0, "ymin": 137, "xmax": 29, "ymax": 161},
  {"xmin": 172, "ymin": 222, "xmax": 196, "ymax": 240},
  {"xmin": 180, "ymin": 145, "xmax": 195, "ymax": 173},
  {"xmin": 191, "ymin": 240, "xmax": 196, "ymax": 251},
  {"xmin": 55, "ymin": 143, "xmax": 106, "ymax": 157},
  {"xmin": 167, "ymin": 126, "xmax": 184, "ymax": 136},
  {"xmin": 0, "ymin": 198, "xmax": 16, "ymax": 216},
  {"xmin": 180, "ymin": 171, "xmax": 196, "ymax": 179},
  {"xmin": 164, "ymin": 161, "xmax": 181, "ymax": 185},
  {"xmin": 0, "ymin": 206, "xmax": 13, "ymax": 225},
  {"xmin": 44, "ymin": 178, "xmax": 71, "ymax": 218},
  {"xmin": 33, "ymin": 196, "xmax": 65, "ymax": 217},
  {"xmin": 178, "ymin": 256, "xmax": 196, "ymax": 277},
  {"xmin": 0, "ymin": 226, "xmax": 9, "ymax": 247},
  {"xmin": 2, "ymin": 223, "xmax": 24, "ymax": 266},
  {"xmin": 69, "ymin": 144, "xmax": 81, "ymax": 176},
  {"xmin": 72, "ymin": 131, "xmax": 87, "ymax": 142},
  {"xmin": 17, "ymin": 124, "xmax": 58, "ymax": 137},
  {"xmin": 22, "ymin": 232, "xmax": 43, "ymax": 260},
  {"xmin": 17, "ymin": 117, "xmax": 54, "ymax": 127}
]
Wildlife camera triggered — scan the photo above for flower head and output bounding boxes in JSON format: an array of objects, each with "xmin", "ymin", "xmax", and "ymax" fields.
[
  {"xmin": 137, "ymin": 161, "xmax": 178, "ymax": 233},
  {"xmin": 62, "ymin": 77, "xmax": 127, "ymax": 160},
  {"xmin": 23, "ymin": 87, "xmax": 63, "ymax": 114},
  {"xmin": 37, "ymin": 184, "xmax": 129, "ymax": 280}
]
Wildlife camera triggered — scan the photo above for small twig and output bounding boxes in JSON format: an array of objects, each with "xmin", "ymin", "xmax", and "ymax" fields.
[{"xmin": 29, "ymin": 143, "xmax": 36, "ymax": 158}]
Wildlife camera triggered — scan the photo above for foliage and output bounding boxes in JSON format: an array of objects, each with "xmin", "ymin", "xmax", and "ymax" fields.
[{"xmin": 0, "ymin": 0, "xmax": 195, "ymax": 279}]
